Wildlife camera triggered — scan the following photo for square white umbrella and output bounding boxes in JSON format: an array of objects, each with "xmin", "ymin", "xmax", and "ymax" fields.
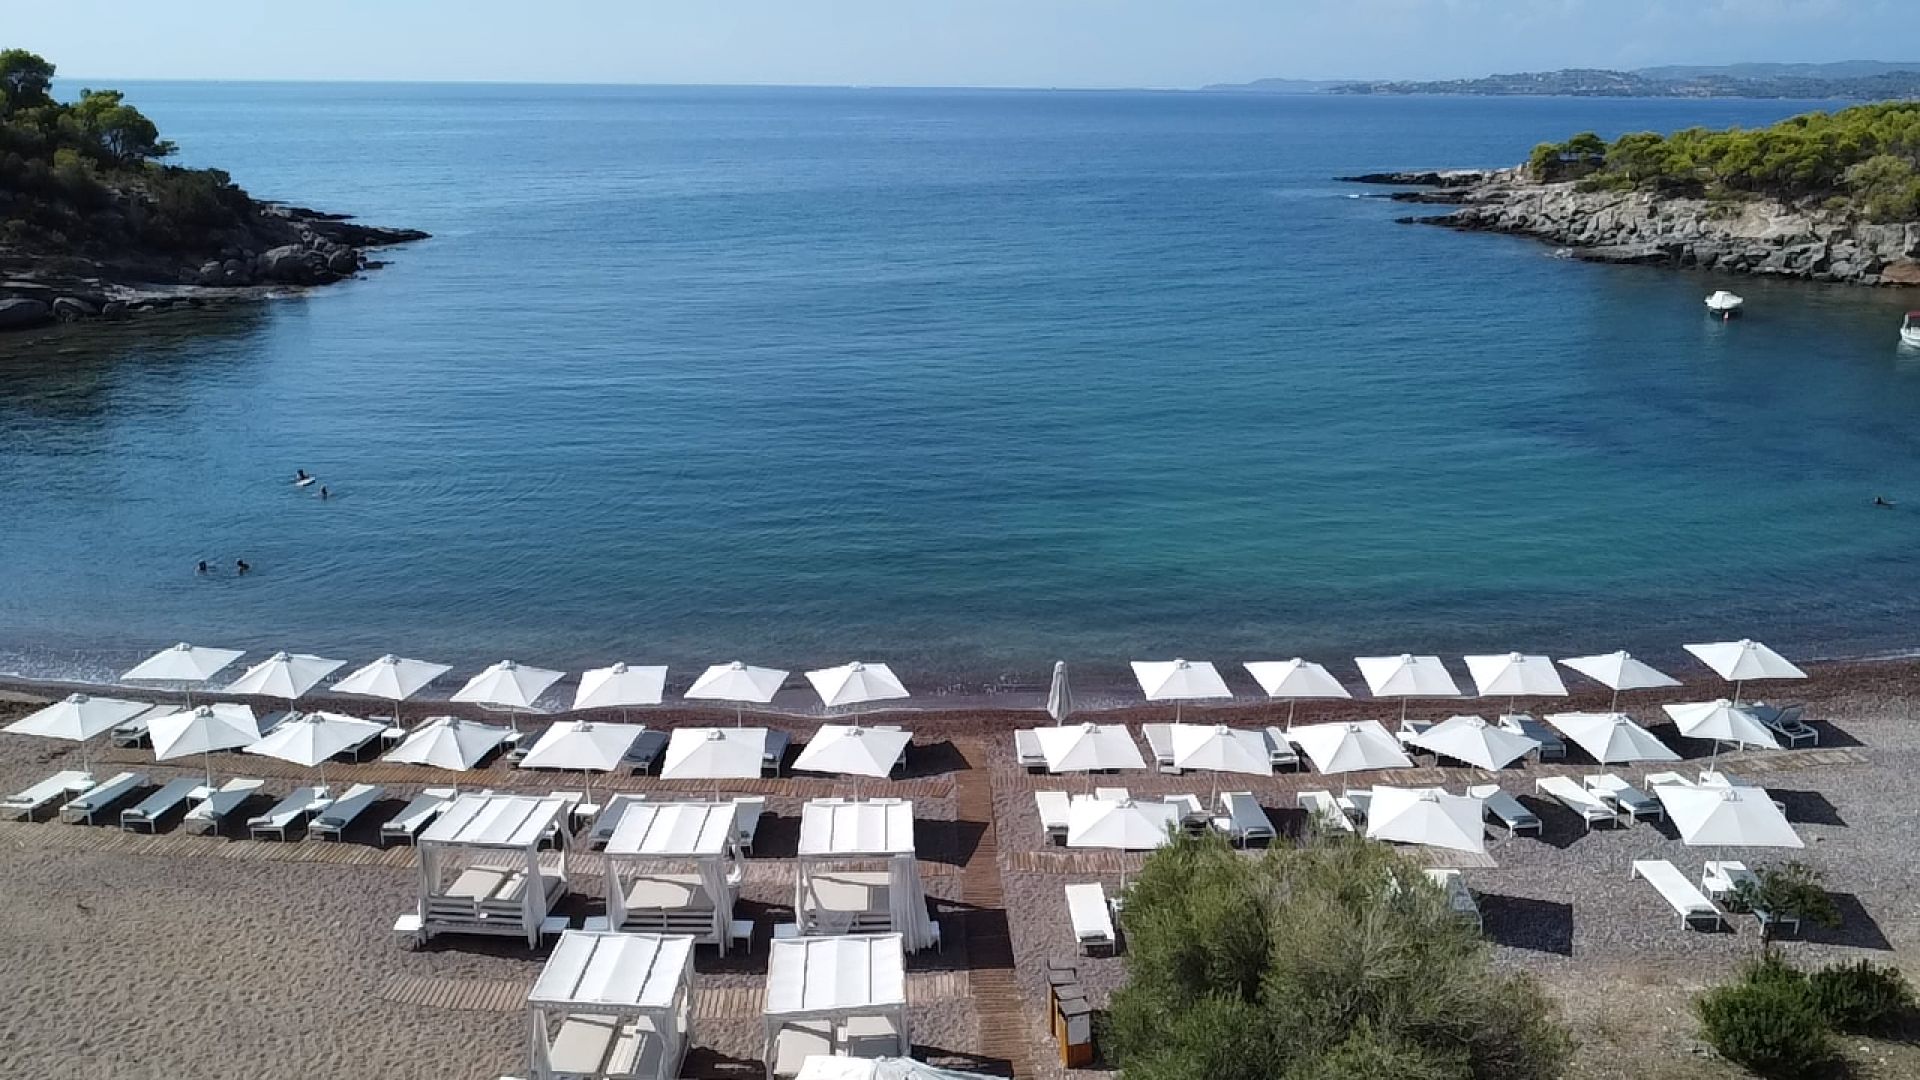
[
  {"xmin": 5, "ymin": 693, "xmax": 149, "ymax": 773},
  {"xmin": 1035, "ymin": 722, "xmax": 1147, "ymax": 774},
  {"xmin": 793, "ymin": 724, "xmax": 913, "ymax": 778},
  {"xmin": 1407, "ymin": 714, "xmax": 1539, "ymax": 771},
  {"xmin": 332, "ymin": 654, "xmax": 452, "ymax": 723},
  {"xmin": 1559, "ymin": 651, "xmax": 1680, "ymax": 713},
  {"xmin": 1684, "ymin": 640, "xmax": 1807, "ymax": 706},
  {"xmin": 1169, "ymin": 724, "xmax": 1270, "ymax": 776},
  {"xmin": 1664, "ymin": 699, "xmax": 1780, "ymax": 770},
  {"xmin": 1046, "ymin": 661, "xmax": 1073, "ymax": 725},
  {"xmin": 660, "ymin": 726, "xmax": 767, "ymax": 781},
  {"xmin": 244, "ymin": 710, "xmax": 385, "ymax": 787},
  {"xmin": 1065, "ymin": 796, "xmax": 1180, "ymax": 850},
  {"xmin": 151, "ymin": 702, "xmax": 261, "ymax": 785},
  {"xmin": 519, "ymin": 719, "xmax": 647, "ymax": 801},
  {"xmin": 1463, "ymin": 653, "xmax": 1568, "ymax": 716},
  {"xmin": 1131, "ymin": 658, "xmax": 1232, "ymax": 724},
  {"xmin": 1365, "ymin": 786, "xmax": 1487, "ymax": 855},
  {"xmin": 452, "ymin": 659, "xmax": 565, "ymax": 729},
  {"xmin": 123, "ymin": 643, "xmax": 246, "ymax": 706},
  {"xmin": 1288, "ymin": 720, "xmax": 1414, "ymax": 774},
  {"xmin": 806, "ymin": 661, "xmax": 910, "ymax": 716},
  {"xmin": 573, "ymin": 663, "xmax": 667, "ymax": 719},
  {"xmin": 1243, "ymin": 658, "xmax": 1351, "ymax": 730},
  {"xmin": 1355, "ymin": 654, "xmax": 1460, "ymax": 725},
  {"xmin": 1656, "ymin": 784, "xmax": 1803, "ymax": 849},
  {"xmin": 1545, "ymin": 711, "xmax": 1680, "ymax": 764},
  {"xmin": 383, "ymin": 716, "xmax": 511, "ymax": 771},
  {"xmin": 224, "ymin": 651, "xmax": 346, "ymax": 709},
  {"xmin": 685, "ymin": 661, "xmax": 789, "ymax": 726}
]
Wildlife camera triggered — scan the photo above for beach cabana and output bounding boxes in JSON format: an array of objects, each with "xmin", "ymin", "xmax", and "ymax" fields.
[
  {"xmin": 1287, "ymin": 719, "xmax": 1413, "ymax": 775},
  {"xmin": 1545, "ymin": 711, "xmax": 1680, "ymax": 764},
  {"xmin": 526, "ymin": 929, "xmax": 696, "ymax": 1080},
  {"xmin": 763, "ymin": 933, "xmax": 910, "ymax": 1080},
  {"xmin": 795, "ymin": 798, "xmax": 935, "ymax": 950},
  {"xmin": 603, "ymin": 801, "xmax": 744, "ymax": 949},
  {"xmin": 409, "ymin": 793, "xmax": 571, "ymax": 947}
]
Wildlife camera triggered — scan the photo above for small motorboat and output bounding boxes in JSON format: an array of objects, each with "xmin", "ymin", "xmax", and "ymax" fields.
[
  {"xmin": 1705, "ymin": 290, "xmax": 1744, "ymax": 318},
  {"xmin": 1902, "ymin": 311, "xmax": 1920, "ymax": 348}
]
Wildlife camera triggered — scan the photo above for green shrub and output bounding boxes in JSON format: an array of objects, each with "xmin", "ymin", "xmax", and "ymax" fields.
[
  {"xmin": 1807, "ymin": 960, "xmax": 1914, "ymax": 1034},
  {"xmin": 1696, "ymin": 975, "xmax": 1837, "ymax": 1078}
]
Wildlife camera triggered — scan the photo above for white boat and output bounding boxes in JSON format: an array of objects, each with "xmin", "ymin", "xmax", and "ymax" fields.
[
  {"xmin": 1903, "ymin": 311, "xmax": 1920, "ymax": 348},
  {"xmin": 1705, "ymin": 290, "xmax": 1744, "ymax": 317}
]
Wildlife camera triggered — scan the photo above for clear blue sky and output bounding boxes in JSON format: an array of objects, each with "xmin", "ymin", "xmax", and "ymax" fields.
[{"xmin": 10, "ymin": 0, "xmax": 1901, "ymax": 88}]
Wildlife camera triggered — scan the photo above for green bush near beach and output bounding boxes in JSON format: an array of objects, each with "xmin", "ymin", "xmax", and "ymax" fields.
[
  {"xmin": 1527, "ymin": 101, "xmax": 1920, "ymax": 220},
  {"xmin": 1696, "ymin": 951, "xmax": 1915, "ymax": 1076},
  {"xmin": 1101, "ymin": 831, "xmax": 1570, "ymax": 1080}
]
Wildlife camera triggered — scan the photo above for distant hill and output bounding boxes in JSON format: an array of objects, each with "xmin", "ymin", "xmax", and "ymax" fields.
[
  {"xmin": 1206, "ymin": 61, "xmax": 1920, "ymax": 99},
  {"xmin": 1635, "ymin": 61, "xmax": 1920, "ymax": 81},
  {"xmin": 1198, "ymin": 77, "xmax": 1356, "ymax": 94}
]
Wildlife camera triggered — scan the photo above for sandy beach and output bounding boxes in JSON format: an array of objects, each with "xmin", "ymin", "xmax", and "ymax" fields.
[{"xmin": 1, "ymin": 658, "xmax": 1916, "ymax": 1079}]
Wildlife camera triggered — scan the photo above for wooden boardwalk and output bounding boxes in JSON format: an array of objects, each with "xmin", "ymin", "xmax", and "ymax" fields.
[{"xmin": 953, "ymin": 738, "xmax": 1036, "ymax": 1079}]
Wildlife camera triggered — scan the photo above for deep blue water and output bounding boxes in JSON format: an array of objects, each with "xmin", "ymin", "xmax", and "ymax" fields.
[{"xmin": 3, "ymin": 84, "xmax": 1918, "ymax": 695}]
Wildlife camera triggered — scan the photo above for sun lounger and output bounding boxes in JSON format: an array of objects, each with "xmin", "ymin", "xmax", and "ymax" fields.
[
  {"xmin": 60, "ymin": 771, "xmax": 147, "ymax": 824},
  {"xmin": 311, "ymin": 783, "xmax": 384, "ymax": 841},
  {"xmin": 120, "ymin": 776, "xmax": 203, "ymax": 832},
  {"xmin": 761, "ymin": 730, "xmax": 792, "ymax": 776},
  {"xmin": 1631, "ymin": 859, "xmax": 1726, "ymax": 930},
  {"xmin": 1212, "ymin": 791, "xmax": 1274, "ymax": 846},
  {"xmin": 1704, "ymin": 859, "xmax": 1800, "ymax": 938},
  {"xmin": 381, "ymin": 786, "xmax": 457, "ymax": 846},
  {"xmin": 1298, "ymin": 790, "xmax": 1354, "ymax": 832},
  {"xmin": 1065, "ymin": 882, "xmax": 1117, "ymax": 955},
  {"xmin": 1643, "ymin": 770, "xmax": 1694, "ymax": 790},
  {"xmin": 1035, "ymin": 791, "xmax": 1071, "ymax": 845},
  {"xmin": 732, "ymin": 795, "xmax": 766, "ymax": 854},
  {"xmin": 1163, "ymin": 793, "xmax": 1206, "ymax": 832},
  {"xmin": 1751, "ymin": 703, "xmax": 1817, "ymax": 748},
  {"xmin": 4, "ymin": 769, "xmax": 92, "ymax": 820},
  {"xmin": 1142, "ymin": 723, "xmax": 1179, "ymax": 773},
  {"xmin": 1259, "ymin": 727, "xmax": 1302, "ymax": 770},
  {"xmin": 109, "ymin": 703, "xmax": 172, "ymax": 749},
  {"xmin": 1533, "ymin": 776, "xmax": 1619, "ymax": 830},
  {"xmin": 587, "ymin": 793, "xmax": 647, "ymax": 849},
  {"xmin": 1499, "ymin": 714, "xmax": 1564, "ymax": 760},
  {"xmin": 1337, "ymin": 790, "xmax": 1372, "ymax": 822},
  {"xmin": 1014, "ymin": 729, "xmax": 1047, "ymax": 773},
  {"xmin": 624, "ymin": 729, "xmax": 668, "ymax": 774},
  {"xmin": 1466, "ymin": 784, "xmax": 1542, "ymax": 838},
  {"xmin": 1395, "ymin": 719, "xmax": 1433, "ymax": 748},
  {"xmin": 1583, "ymin": 774, "xmax": 1662, "ymax": 823},
  {"xmin": 183, "ymin": 778, "xmax": 265, "ymax": 833},
  {"xmin": 1094, "ymin": 786, "xmax": 1130, "ymax": 802},
  {"xmin": 248, "ymin": 785, "xmax": 332, "ymax": 841},
  {"xmin": 1425, "ymin": 868, "xmax": 1482, "ymax": 932}
]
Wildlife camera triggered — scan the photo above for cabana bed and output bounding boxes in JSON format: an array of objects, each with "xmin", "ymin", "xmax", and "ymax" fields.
[
  {"xmin": 602, "ymin": 801, "xmax": 745, "ymax": 951},
  {"xmin": 794, "ymin": 799, "xmax": 936, "ymax": 951},
  {"xmin": 763, "ymin": 933, "xmax": 910, "ymax": 1080},
  {"xmin": 525, "ymin": 930, "xmax": 697, "ymax": 1080},
  {"xmin": 403, "ymin": 793, "xmax": 571, "ymax": 948}
]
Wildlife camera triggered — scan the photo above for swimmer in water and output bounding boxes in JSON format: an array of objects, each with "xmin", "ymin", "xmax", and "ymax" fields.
[
  {"xmin": 296, "ymin": 469, "xmax": 308, "ymax": 483},
  {"xmin": 1874, "ymin": 495, "xmax": 1895, "ymax": 508},
  {"xmin": 236, "ymin": 559, "xmax": 251, "ymax": 575},
  {"xmin": 320, "ymin": 485, "xmax": 329, "ymax": 500},
  {"xmin": 196, "ymin": 560, "xmax": 209, "ymax": 574}
]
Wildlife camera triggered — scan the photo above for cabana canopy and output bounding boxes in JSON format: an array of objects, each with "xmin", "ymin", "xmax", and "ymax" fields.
[
  {"xmin": 527, "ymin": 930, "xmax": 696, "ymax": 1080},
  {"xmin": 795, "ymin": 799, "xmax": 934, "ymax": 950},
  {"xmin": 411, "ymin": 794, "xmax": 570, "ymax": 947},
  {"xmin": 763, "ymin": 934, "xmax": 910, "ymax": 1080},
  {"xmin": 603, "ymin": 801, "xmax": 745, "ymax": 948}
]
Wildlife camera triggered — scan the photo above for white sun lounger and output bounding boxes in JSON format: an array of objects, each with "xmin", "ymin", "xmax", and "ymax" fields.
[
  {"xmin": 1298, "ymin": 790, "xmax": 1354, "ymax": 832},
  {"xmin": 380, "ymin": 786, "xmax": 457, "ymax": 847},
  {"xmin": 1212, "ymin": 791, "xmax": 1275, "ymax": 846},
  {"xmin": 4, "ymin": 769, "xmax": 92, "ymax": 820},
  {"xmin": 183, "ymin": 778, "xmax": 266, "ymax": 833},
  {"xmin": 1499, "ymin": 714, "xmax": 1565, "ymax": 760},
  {"xmin": 1141, "ymin": 723, "xmax": 1179, "ymax": 773},
  {"xmin": 1035, "ymin": 791, "xmax": 1071, "ymax": 845},
  {"xmin": 1643, "ymin": 770, "xmax": 1694, "ymax": 790},
  {"xmin": 1631, "ymin": 859, "xmax": 1726, "ymax": 930},
  {"xmin": 1534, "ymin": 776, "xmax": 1619, "ymax": 831},
  {"xmin": 60, "ymin": 771, "xmax": 147, "ymax": 824},
  {"xmin": 1466, "ymin": 784, "xmax": 1542, "ymax": 838},
  {"xmin": 732, "ymin": 795, "xmax": 767, "ymax": 854},
  {"xmin": 1013, "ymin": 728, "xmax": 1047, "ymax": 772},
  {"xmin": 1094, "ymin": 786, "xmax": 1130, "ymax": 802},
  {"xmin": 108, "ymin": 703, "xmax": 172, "ymax": 749},
  {"xmin": 1751, "ymin": 703, "xmax": 1818, "ymax": 748},
  {"xmin": 1583, "ymin": 774, "xmax": 1662, "ymax": 823},
  {"xmin": 311, "ymin": 783, "xmax": 385, "ymax": 841},
  {"xmin": 1425, "ymin": 868, "xmax": 1483, "ymax": 932},
  {"xmin": 1065, "ymin": 882, "xmax": 1117, "ymax": 955},
  {"xmin": 120, "ymin": 776, "xmax": 203, "ymax": 832},
  {"xmin": 1260, "ymin": 727, "xmax": 1302, "ymax": 771},
  {"xmin": 248, "ymin": 785, "xmax": 332, "ymax": 841}
]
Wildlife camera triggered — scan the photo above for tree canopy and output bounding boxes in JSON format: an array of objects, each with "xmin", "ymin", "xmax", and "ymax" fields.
[
  {"xmin": 1103, "ymin": 831, "xmax": 1570, "ymax": 1080},
  {"xmin": 1526, "ymin": 101, "xmax": 1920, "ymax": 221}
]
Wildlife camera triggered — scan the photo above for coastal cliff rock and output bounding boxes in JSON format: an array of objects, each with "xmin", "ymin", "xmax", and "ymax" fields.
[{"xmin": 1375, "ymin": 166, "xmax": 1920, "ymax": 285}]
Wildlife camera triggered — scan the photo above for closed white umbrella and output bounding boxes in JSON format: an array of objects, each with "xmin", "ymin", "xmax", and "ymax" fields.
[
  {"xmin": 1287, "ymin": 720, "xmax": 1414, "ymax": 775},
  {"xmin": 1046, "ymin": 661, "xmax": 1073, "ymax": 726},
  {"xmin": 1463, "ymin": 653, "xmax": 1568, "ymax": 718},
  {"xmin": 573, "ymin": 663, "xmax": 668, "ymax": 720},
  {"xmin": 685, "ymin": 661, "xmax": 789, "ymax": 726},
  {"xmin": 660, "ymin": 726, "xmax": 767, "ymax": 781},
  {"xmin": 1407, "ymin": 714, "xmax": 1539, "ymax": 771},
  {"xmin": 1545, "ymin": 711, "xmax": 1680, "ymax": 764},
  {"xmin": 806, "ymin": 661, "xmax": 909, "ymax": 717},
  {"xmin": 151, "ymin": 702, "xmax": 261, "ymax": 785},
  {"xmin": 452, "ymin": 659, "xmax": 565, "ymax": 731},
  {"xmin": 383, "ymin": 716, "xmax": 510, "ymax": 771},
  {"xmin": 123, "ymin": 643, "xmax": 245, "ymax": 706},
  {"xmin": 1355, "ymin": 654, "xmax": 1460, "ymax": 726},
  {"xmin": 5, "ymin": 693, "xmax": 148, "ymax": 774},
  {"xmin": 1065, "ymin": 796, "xmax": 1180, "ymax": 850},
  {"xmin": 224, "ymin": 651, "xmax": 346, "ymax": 712},
  {"xmin": 1559, "ymin": 651, "xmax": 1680, "ymax": 713},
  {"xmin": 1365, "ymin": 786, "xmax": 1487, "ymax": 855},
  {"xmin": 519, "ymin": 719, "xmax": 647, "ymax": 802},
  {"xmin": 1664, "ymin": 699, "xmax": 1780, "ymax": 771},
  {"xmin": 1243, "ymin": 658, "xmax": 1351, "ymax": 731},
  {"xmin": 1035, "ymin": 722, "xmax": 1147, "ymax": 774},
  {"xmin": 1656, "ymin": 783, "xmax": 1803, "ymax": 849},
  {"xmin": 331, "ymin": 654, "xmax": 453, "ymax": 724},
  {"xmin": 1131, "ymin": 658, "xmax": 1232, "ymax": 724},
  {"xmin": 793, "ymin": 724, "xmax": 913, "ymax": 779},
  {"xmin": 1684, "ymin": 640, "xmax": 1807, "ymax": 707},
  {"xmin": 244, "ymin": 710, "xmax": 385, "ymax": 788}
]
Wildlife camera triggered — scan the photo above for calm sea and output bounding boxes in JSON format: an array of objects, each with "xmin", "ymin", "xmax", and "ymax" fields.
[{"xmin": 3, "ymin": 84, "xmax": 1917, "ymax": 699}]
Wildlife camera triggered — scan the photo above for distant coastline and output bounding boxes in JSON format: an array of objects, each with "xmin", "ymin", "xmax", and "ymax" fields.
[{"xmin": 1206, "ymin": 60, "xmax": 1920, "ymax": 99}]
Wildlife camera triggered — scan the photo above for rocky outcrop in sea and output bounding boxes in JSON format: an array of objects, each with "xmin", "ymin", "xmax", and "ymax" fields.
[{"xmin": 1352, "ymin": 167, "xmax": 1920, "ymax": 286}]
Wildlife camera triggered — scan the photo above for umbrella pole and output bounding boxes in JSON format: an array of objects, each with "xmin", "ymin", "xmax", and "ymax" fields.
[
  {"xmin": 735, "ymin": 702, "xmax": 743, "ymax": 728},
  {"xmin": 1609, "ymin": 688, "xmax": 1620, "ymax": 714},
  {"xmin": 1732, "ymin": 680, "xmax": 1744, "ymax": 709},
  {"xmin": 203, "ymin": 749, "xmax": 214, "ymax": 788},
  {"xmin": 1286, "ymin": 699, "xmax": 1297, "ymax": 733}
]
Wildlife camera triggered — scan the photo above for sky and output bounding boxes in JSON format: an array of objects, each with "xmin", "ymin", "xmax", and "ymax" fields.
[{"xmin": 8, "ymin": 0, "xmax": 1904, "ymax": 89}]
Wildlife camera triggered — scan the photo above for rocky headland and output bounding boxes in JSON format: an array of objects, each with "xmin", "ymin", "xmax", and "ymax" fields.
[{"xmin": 1349, "ymin": 167, "xmax": 1920, "ymax": 286}]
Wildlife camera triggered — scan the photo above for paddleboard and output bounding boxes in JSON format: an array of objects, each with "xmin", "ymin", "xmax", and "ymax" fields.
[{"xmin": 294, "ymin": 477, "xmax": 316, "ymax": 487}]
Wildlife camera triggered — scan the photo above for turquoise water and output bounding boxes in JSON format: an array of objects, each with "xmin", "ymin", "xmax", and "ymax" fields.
[{"xmin": 3, "ymin": 85, "xmax": 1918, "ymax": 692}]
